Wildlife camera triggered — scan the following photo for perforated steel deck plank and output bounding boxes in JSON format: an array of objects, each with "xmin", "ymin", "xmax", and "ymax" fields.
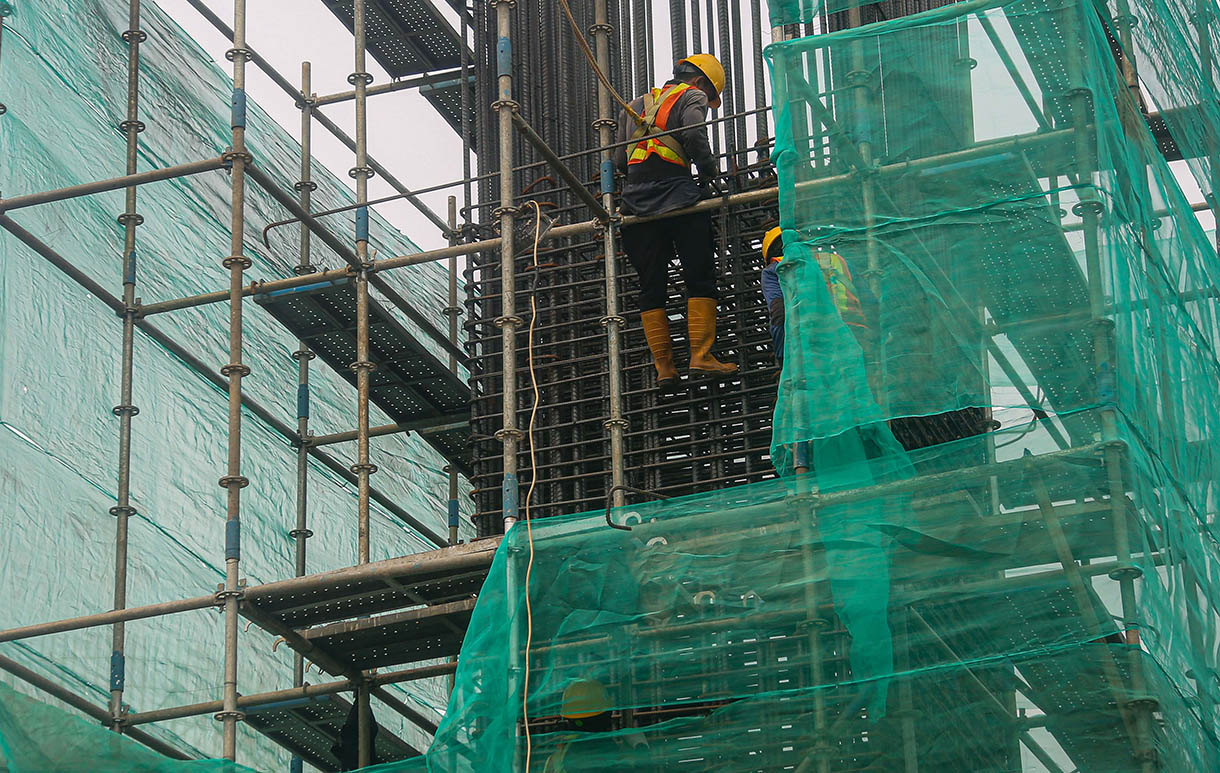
[
  {"xmin": 245, "ymin": 693, "xmax": 419, "ymax": 772},
  {"xmin": 321, "ymin": 0, "xmax": 466, "ymax": 77},
  {"xmin": 302, "ymin": 597, "xmax": 477, "ymax": 670},
  {"xmin": 254, "ymin": 278, "xmax": 471, "ymax": 475}
]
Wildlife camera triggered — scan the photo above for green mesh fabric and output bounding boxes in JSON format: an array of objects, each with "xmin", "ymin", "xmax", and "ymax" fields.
[
  {"xmin": 385, "ymin": 0, "xmax": 1220, "ymax": 770},
  {"xmin": 0, "ymin": 683, "xmax": 253, "ymax": 772},
  {"xmin": 0, "ymin": 0, "xmax": 463, "ymax": 766}
]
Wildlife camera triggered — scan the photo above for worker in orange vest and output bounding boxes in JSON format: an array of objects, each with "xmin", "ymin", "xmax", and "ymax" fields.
[
  {"xmin": 760, "ymin": 226, "xmax": 868, "ymax": 365},
  {"xmin": 614, "ymin": 54, "xmax": 737, "ymax": 390}
]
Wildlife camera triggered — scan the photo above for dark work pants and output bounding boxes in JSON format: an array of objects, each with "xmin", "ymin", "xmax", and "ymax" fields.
[{"xmin": 621, "ymin": 211, "xmax": 718, "ymax": 312}]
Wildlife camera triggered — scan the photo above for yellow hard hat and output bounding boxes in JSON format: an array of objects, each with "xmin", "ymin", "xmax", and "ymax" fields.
[
  {"xmin": 561, "ymin": 679, "xmax": 610, "ymax": 719},
  {"xmin": 762, "ymin": 226, "xmax": 783, "ymax": 261},
  {"xmin": 678, "ymin": 53, "xmax": 725, "ymax": 109}
]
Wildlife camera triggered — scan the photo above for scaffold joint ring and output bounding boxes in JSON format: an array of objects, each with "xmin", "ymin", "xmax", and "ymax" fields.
[
  {"xmin": 0, "ymin": 104, "xmax": 7, "ymax": 116},
  {"xmin": 349, "ymin": 463, "xmax": 379, "ymax": 474},
  {"xmin": 292, "ymin": 263, "xmax": 318, "ymax": 276},
  {"xmin": 293, "ymin": 180, "xmax": 319, "ymax": 192},
  {"xmin": 442, "ymin": 305, "xmax": 462, "ymax": 316},
  {"xmin": 491, "ymin": 99, "xmax": 520, "ymax": 114},
  {"xmin": 1072, "ymin": 199, "xmax": 1105, "ymax": 216},
  {"xmin": 291, "ymin": 349, "xmax": 317, "ymax": 361},
  {"xmin": 118, "ymin": 119, "xmax": 146, "ymax": 134},
  {"xmin": 109, "ymin": 505, "xmax": 138, "ymax": 517},
  {"xmin": 489, "ymin": 0, "xmax": 517, "ymax": 9},
  {"xmin": 348, "ymin": 165, "xmax": 376, "ymax": 180},
  {"xmin": 348, "ymin": 360, "xmax": 377, "ymax": 372},
  {"xmin": 116, "ymin": 212, "xmax": 144, "ymax": 226},
  {"xmin": 220, "ymin": 363, "xmax": 251, "ymax": 377},
  {"xmin": 218, "ymin": 475, "xmax": 250, "ymax": 489},
  {"xmin": 289, "ymin": 528, "xmax": 314, "ymax": 539},
  {"xmin": 491, "ymin": 205, "xmax": 520, "ymax": 219},
  {"xmin": 222, "ymin": 255, "xmax": 252, "ymax": 270},
  {"xmin": 598, "ymin": 314, "xmax": 626, "ymax": 328},
  {"xmin": 213, "ymin": 710, "xmax": 245, "ymax": 722},
  {"xmin": 111, "ymin": 404, "xmax": 140, "ymax": 417},
  {"xmin": 494, "ymin": 428, "xmax": 525, "ymax": 441},
  {"xmin": 588, "ymin": 22, "xmax": 613, "ymax": 34},
  {"xmin": 493, "ymin": 314, "xmax": 524, "ymax": 328},
  {"xmin": 602, "ymin": 418, "xmax": 629, "ymax": 430},
  {"xmin": 347, "ymin": 71, "xmax": 374, "ymax": 86},
  {"xmin": 224, "ymin": 47, "xmax": 253, "ymax": 62},
  {"xmin": 591, "ymin": 118, "xmax": 616, "ymax": 131},
  {"xmin": 220, "ymin": 150, "xmax": 253, "ymax": 165},
  {"xmin": 121, "ymin": 29, "xmax": 148, "ymax": 43}
]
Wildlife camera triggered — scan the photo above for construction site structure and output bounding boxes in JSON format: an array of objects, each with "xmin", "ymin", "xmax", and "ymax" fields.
[{"xmin": 0, "ymin": 0, "xmax": 1219, "ymax": 769}]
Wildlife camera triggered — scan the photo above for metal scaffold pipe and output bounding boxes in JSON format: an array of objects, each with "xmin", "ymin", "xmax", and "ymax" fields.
[
  {"xmin": 592, "ymin": 0, "xmax": 627, "ymax": 507},
  {"xmin": 109, "ymin": 0, "xmax": 143, "ymax": 730},
  {"xmin": 352, "ymin": 1, "xmax": 375, "ymax": 762},
  {"xmin": 447, "ymin": 196, "xmax": 462, "ymax": 546},
  {"xmin": 0, "ymin": 157, "xmax": 230, "ymax": 213},
  {"xmin": 495, "ymin": 0, "xmax": 522, "ymax": 531},
  {"xmin": 219, "ymin": 0, "xmax": 251, "ymax": 758},
  {"xmin": 0, "ymin": 595, "xmax": 219, "ymax": 644},
  {"xmin": 291, "ymin": 59, "xmax": 315, "ymax": 711}
]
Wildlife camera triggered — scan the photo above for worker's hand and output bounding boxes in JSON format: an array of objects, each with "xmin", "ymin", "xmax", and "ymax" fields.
[{"xmin": 698, "ymin": 178, "xmax": 723, "ymax": 199}]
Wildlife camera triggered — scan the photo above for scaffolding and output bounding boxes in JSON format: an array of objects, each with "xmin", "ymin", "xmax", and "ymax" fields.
[{"xmin": 0, "ymin": 0, "xmax": 1218, "ymax": 769}]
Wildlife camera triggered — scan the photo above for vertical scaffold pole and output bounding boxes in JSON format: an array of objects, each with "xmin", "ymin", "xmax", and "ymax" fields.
[
  {"xmin": 447, "ymin": 196, "xmax": 462, "ymax": 545},
  {"xmin": 109, "ymin": 0, "xmax": 144, "ymax": 730},
  {"xmin": 494, "ymin": 0, "xmax": 522, "ymax": 531},
  {"xmin": 351, "ymin": 1, "xmax": 375, "ymax": 765},
  {"xmin": 290, "ymin": 63, "xmax": 316, "ymax": 773},
  {"xmin": 1064, "ymin": 5, "xmax": 1154, "ymax": 769},
  {"xmin": 218, "ymin": 0, "xmax": 252, "ymax": 760},
  {"xmin": 593, "ymin": 0, "xmax": 627, "ymax": 507}
]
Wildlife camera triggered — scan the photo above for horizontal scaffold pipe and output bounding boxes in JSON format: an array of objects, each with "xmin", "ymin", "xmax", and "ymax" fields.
[
  {"xmin": 0, "ymin": 157, "xmax": 230, "ymax": 213},
  {"xmin": 0, "ymin": 214, "xmax": 448, "ymax": 547},
  {"xmin": 0, "ymin": 594, "xmax": 218, "ymax": 644},
  {"xmin": 307, "ymin": 413, "xmax": 469, "ymax": 447},
  {"xmin": 121, "ymin": 661, "xmax": 457, "ymax": 726},
  {"xmin": 313, "ymin": 69, "xmax": 468, "ymax": 106},
  {"xmin": 142, "ymin": 124, "xmax": 1078, "ymax": 318},
  {"xmin": 0, "ymin": 653, "xmax": 192, "ymax": 760}
]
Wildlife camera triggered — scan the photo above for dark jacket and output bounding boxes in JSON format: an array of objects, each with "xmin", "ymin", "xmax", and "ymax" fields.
[{"xmin": 613, "ymin": 82, "xmax": 718, "ymax": 216}]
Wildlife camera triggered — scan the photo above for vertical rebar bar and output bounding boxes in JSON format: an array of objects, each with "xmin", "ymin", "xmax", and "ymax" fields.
[
  {"xmin": 109, "ymin": 0, "xmax": 143, "ymax": 730},
  {"xmin": 751, "ymin": 0, "xmax": 768, "ymax": 142},
  {"xmin": 670, "ymin": 0, "xmax": 687, "ymax": 60},
  {"xmin": 729, "ymin": 0, "xmax": 748, "ymax": 159},
  {"xmin": 595, "ymin": 0, "xmax": 626, "ymax": 508},
  {"xmin": 291, "ymin": 59, "xmax": 315, "ymax": 700},
  {"xmin": 496, "ymin": 0, "xmax": 522, "ymax": 531},
  {"xmin": 690, "ymin": 0, "xmax": 702, "ymax": 54},
  {"xmin": 218, "ymin": 0, "xmax": 251, "ymax": 760},
  {"xmin": 461, "ymin": 4, "xmax": 473, "ymax": 219},
  {"xmin": 447, "ymin": 196, "xmax": 462, "ymax": 545},
  {"xmin": 632, "ymin": 0, "xmax": 648, "ymax": 94}
]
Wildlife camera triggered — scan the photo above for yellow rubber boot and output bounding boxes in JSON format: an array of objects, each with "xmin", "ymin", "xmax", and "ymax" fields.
[
  {"xmin": 687, "ymin": 297, "xmax": 738, "ymax": 377},
  {"xmin": 641, "ymin": 309, "xmax": 680, "ymax": 388}
]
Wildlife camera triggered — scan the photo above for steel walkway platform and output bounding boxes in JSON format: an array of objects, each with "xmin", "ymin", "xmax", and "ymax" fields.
[
  {"xmin": 254, "ymin": 277, "xmax": 471, "ymax": 475},
  {"xmin": 245, "ymin": 692, "xmax": 419, "ymax": 771},
  {"xmin": 242, "ymin": 539, "xmax": 499, "ymax": 675}
]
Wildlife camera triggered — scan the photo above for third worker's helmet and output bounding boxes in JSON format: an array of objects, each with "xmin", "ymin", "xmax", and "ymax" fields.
[{"xmin": 678, "ymin": 53, "xmax": 726, "ymax": 109}]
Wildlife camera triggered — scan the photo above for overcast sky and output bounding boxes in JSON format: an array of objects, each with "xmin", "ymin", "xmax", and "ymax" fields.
[{"xmin": 156, "ymin": 0, "xmax": 720, "ymax": 251}]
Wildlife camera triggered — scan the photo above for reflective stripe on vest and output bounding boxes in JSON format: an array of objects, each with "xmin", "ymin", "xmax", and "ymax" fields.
[
  {"xmin": 628, "ymin": 83, "xmax": 692, "ymax": 167},
  {"xmin": 772, "ymin": 250, "xmax": 866, "ymax": 330}
]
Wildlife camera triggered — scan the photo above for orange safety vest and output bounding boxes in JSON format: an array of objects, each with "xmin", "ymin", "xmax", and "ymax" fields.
[
  {"xmin": 771, "ymin": 250, "xmax": 866, "ymax": 331},
  {"xmin": 628, "ymin": 83, "xmax": 692, "ymax": 168}
]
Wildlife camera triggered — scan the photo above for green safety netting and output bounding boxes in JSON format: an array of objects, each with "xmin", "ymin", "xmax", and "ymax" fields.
[
  {"xmin": 382, "ymin": 0, "xmax": 1220, "ymax": 770},
  {"xmin": 0, "ymin": 0, "xmax": 467, "ymax": 768}
]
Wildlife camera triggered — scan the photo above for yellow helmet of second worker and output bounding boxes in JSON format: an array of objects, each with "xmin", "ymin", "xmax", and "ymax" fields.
[
  {"xmin": 678, "ymin": 53, "xmax": 725, "ymax": 109},
  {"xmin": 561, "ymin": 679, "xmax": 611, "ymax": 719},
  {"xmin": 762, "ymin": 226, "xmax": 783, "ymax": 262}
]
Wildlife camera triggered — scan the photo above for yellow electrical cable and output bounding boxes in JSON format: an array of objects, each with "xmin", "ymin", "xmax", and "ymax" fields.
[
  {"xmin": 521, "ymin": 200, "xmax": 543, "ymax": 770},
  {"xmin": 555, "ymin": 0, "xmax": 645, "ymax": 127}
]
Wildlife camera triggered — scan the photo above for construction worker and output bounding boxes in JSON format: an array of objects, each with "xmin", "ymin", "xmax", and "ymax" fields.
[
  {"xmin": 760, "ymin": 226, "xmax": 868, "ymax": 365},
  {"xmin": 614, "ymin": 54, "xmax": 737, "ymax": 389},
  {"xmin": 543, "ymin": 679, "xmax": 612, "ymax": 772}
]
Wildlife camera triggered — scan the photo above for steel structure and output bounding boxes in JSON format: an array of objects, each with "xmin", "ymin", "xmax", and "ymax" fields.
[{"xmin": 0, "ymin": 0, "xmax": 1215, "ymax": 768}]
